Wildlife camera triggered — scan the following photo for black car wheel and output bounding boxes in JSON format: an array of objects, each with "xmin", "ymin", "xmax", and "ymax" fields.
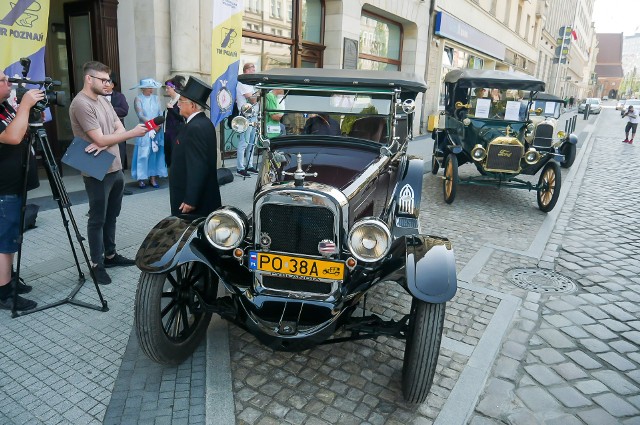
[
  {"xmin": 560, "ymin": 142, "xmax": 576, "ymax": 168},
  {"xmin": 443, "ymin": 153, "xmax": 458, "ymax": 204},
  {"xmin": 135, "ymin": 262, "xmax": 216, "ymax": 365},
  {"xmin": 402, "ymin": 298, "xmax": 445, "ymax": 404},
  {"xmin": 536, "ymin": 161, "xmax": 562, "ymax": 212},
  {"xmin": 431, "ymin": 142, "xmax": 440, "ymax": 175}
]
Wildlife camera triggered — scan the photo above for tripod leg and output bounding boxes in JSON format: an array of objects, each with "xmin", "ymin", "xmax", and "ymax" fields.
[{"xmin": 37, "ymin": 128, "xmax": 108, "ymax": 310}]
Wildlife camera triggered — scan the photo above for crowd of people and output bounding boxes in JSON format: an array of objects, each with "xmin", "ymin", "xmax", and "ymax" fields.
[{"xmin": 0, "ymin": 60, "xmax": 226, "ymax": 310}]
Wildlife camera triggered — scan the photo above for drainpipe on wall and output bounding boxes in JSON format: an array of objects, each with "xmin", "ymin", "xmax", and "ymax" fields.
[{"xmin": 420, "ymin": 0, "xmax": 437, "ymax": 134}]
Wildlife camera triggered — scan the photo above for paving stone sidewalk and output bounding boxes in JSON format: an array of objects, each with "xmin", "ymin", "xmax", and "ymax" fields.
[
  {"xmin": 0, "ymin": 176, "xmax": 255, "ymax": 425},
  {"xmin": 469, "ymin": 108, "xmax": 640, "ymax": 424}
]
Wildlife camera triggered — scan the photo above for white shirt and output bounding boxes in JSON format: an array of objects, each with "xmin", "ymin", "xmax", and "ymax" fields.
[
  {"xmin": 627, "ymin": 110, "xmax": 638, "ymax": 124},
  {"xmin": 236, "ymin": 82, "xmax": 254, "ymax": 108},
  {"xmin": 187, "ymin": 110, "xmax": 203, "ymax": 123}
]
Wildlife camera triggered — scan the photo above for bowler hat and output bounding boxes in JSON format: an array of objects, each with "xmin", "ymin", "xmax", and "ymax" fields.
[{"xmin": 176, "ymin": 77, "xmax": 212, "ymax": 110}]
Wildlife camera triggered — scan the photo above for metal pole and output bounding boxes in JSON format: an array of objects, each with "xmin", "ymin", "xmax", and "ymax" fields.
[{"xmin": 553, "ymin": 28, "xmax": 568, "ymax": 95}]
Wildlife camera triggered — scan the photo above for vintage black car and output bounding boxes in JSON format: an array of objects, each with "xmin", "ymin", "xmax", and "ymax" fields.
[
  {"xmin": 134, "ymin": 68, "xmax": 457, "ymax": 404},
  {"xmin": 432, "ymin": 69, "xmax": 569, "ymax": 212}
]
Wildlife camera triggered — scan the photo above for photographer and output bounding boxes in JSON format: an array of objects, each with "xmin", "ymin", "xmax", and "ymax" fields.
[
  {"xmin": 622, "ymin": 105, "xmax": 637, "ymax": 144},
  {"xmin": 0, "ymin": 70, "xmax": 44, "ymax": 311}
]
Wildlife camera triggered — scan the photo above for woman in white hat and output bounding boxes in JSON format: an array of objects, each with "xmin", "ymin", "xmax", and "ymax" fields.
[{"xmin": 131, "ymin": 78, "xmax": 168, "ymax": 188}]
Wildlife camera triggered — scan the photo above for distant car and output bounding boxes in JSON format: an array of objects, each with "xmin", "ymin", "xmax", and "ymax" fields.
[
  {"xmin": 601, "ymin": 96, "xmax": 609, "ymax": 101},
  {"xmin": 616, "ymin": 99, "xmax": 626, "ymax": 111},
  {"xmin": 578, "ymin": 98, "xmax": 602, "ymax": 114},
  {"xmin": 621, "ymin": 99, "xmax": 640, "ymax": 116}
]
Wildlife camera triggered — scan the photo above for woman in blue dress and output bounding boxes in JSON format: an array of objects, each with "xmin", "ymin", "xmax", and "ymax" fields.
[{"xmin": 131, "ymin": 78, "xmax": 167, "ymax": 188}]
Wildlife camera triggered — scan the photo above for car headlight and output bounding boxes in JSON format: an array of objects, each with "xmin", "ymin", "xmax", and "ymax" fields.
[
  {"xmin": 471, "ymin": 144, "xmax": 486, "ymax": 161},
  {"xmin": 348, "ymin": 218, "xmax": 391, "ymax": 263},
  {"xmin": 231, "ymin": 116, "xmax": 249, "ymax": 133},
  {"xmin": 557, "ymin": 131, "xmax": 566, "ymax": 139},
  {"xmin": 524, "ymin": 148, "xmax": 540, "ymax": 165},
  {"xmin": 204, "ymin": 207, "xmax": 247, "ymax": 250}
]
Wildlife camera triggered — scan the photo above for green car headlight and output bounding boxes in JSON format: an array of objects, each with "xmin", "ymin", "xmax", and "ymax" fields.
[
  {"xmin": 204, "ymin": 207, "xmax": 247, "ymax": 250},
  {"xmin": 348, "ymin": 218, "xmax": 391, "ymax": 262}
]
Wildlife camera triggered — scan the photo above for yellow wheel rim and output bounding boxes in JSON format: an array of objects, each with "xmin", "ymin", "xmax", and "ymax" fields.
[
  {"xmin": 539, "ymin": 167, "xmax": 556, "ymax": 206},
  {"xmin": 445, "ymin": 160, "xmax": 453, "ymax": 197}
]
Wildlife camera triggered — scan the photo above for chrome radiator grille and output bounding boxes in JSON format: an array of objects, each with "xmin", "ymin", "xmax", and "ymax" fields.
[
  {"xmin": 533, "ymin": 123, "xmax": 553, "ymax": 148},
  {"xmin": 259, "ymin": 204, "xmax": 335, "ymax": 256},
  {"xmin": 485, "ymin": 142, "xmax": 523, "ymax": 172}
]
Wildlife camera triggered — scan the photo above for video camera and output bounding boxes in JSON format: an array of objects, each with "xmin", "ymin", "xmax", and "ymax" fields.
[{"xmin": 8, "ymin": 58, "xmax": 65, "ymax": 122}]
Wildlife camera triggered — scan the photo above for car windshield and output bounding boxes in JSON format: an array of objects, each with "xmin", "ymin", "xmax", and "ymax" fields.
[
  {"xmin": 469, "ymin": 87, "xmax": 528, "ymax": 121},
  {"xmin": 260, "ymin": 88, "xmax": 394, "ymax": 143},
  {"xmin": 625, "ymin": 100, "xmax": 640, "ymax": 107},
  {"xmin": 525, "ymin": 99, "xmax": 561, "ymax": 118},
  {"xmin": 586, "ymin": 98, "xmax": 599, "ymax": 104}
]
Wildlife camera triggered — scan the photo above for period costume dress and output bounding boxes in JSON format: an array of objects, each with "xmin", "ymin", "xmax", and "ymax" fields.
[{"xmin": 131, "ymin": 79, "xmax": 168, "ymax": 183}]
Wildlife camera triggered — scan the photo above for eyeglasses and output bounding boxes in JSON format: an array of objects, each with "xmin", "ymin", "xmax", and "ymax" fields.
[
  {"xmin": 89, "ymin": 75, "xmax": 112, "ymax": 85},
  {"xmin": 0, "ymin": 77, "xmax": 9, "ymax": 84}
]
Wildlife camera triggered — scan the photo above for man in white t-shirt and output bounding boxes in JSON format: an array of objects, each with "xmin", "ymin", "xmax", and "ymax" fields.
[
  {"xmin": 622, "ymin": 105, "xmax": 638, "ymax": 144},
  {"xmin": 235, "ymin": 62, "xmax": 258, "ymax": 177}
]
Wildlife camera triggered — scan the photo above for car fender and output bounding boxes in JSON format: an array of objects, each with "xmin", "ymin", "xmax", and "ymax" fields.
[
  {"xmin": 394, "ymin": 157, "xmax": 423, "ymax": 218},
  {"xmin": 567, "ymin": 133, "xmax": 578, "ymax": 145},
  {"xmin": 405, "ymin": 235, "xmax": 457, "ymax": 303},
  {"xmin": 135, "ymin": 216, "xmax": 209, "ymax": 273}
]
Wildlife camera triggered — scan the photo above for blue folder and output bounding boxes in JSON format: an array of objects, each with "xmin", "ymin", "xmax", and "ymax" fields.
[{"xmin": 61, "ymin": 137, "xmax": 116, "ymax": 181}]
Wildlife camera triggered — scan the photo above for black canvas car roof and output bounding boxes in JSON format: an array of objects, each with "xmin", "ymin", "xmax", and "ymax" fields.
[
  {"xmin": 444, "ymin": 69, "xmax": 545, "ymax": 91},
  {"xmin": 239, "ymin": 68, "xmax": 427, "ymax": 98}
]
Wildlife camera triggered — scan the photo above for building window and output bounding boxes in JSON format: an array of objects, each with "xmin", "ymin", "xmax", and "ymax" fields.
[
  {"xmin": 242, "ymin": 0, "xmax": 325, "ymax": 69},
  {"xmin": 358, "ymin": 12, "xmax": 402, "ymax": 71},
  {"xmin": 525, "ymin": 15, "xmax": 530, "ymax": 41}
]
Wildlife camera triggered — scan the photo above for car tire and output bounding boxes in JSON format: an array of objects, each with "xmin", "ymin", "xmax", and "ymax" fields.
[
  {"xmin": 536, "ymin": 161, "xmax": 562, "ymax": 213},
  {"xmin": 431, "ymin": 141, "xmax": 440, "ymax": 175},
  {"xmin": 560, "ymin": 142, "xmax": 576, "ymax": 168},
  {"xmin": 443, "ymin": 153, "xmax": 458, "ymax": 204},
  {"xmin": 135, "ymin": 262, "xmax": 216, "ymax": 365},
  {"xmin": 402, "ymin": 298, "xmax": 445, "ymax": 404}
]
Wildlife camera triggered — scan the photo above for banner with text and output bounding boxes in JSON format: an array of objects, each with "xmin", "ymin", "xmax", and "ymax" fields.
[
  {"xmin": 1, "ymin": 0, "xmax": 50, "ymax": 106},
  {"xmin": 210, "ymin": 0, "xmax": 243, "ymax": 126}
]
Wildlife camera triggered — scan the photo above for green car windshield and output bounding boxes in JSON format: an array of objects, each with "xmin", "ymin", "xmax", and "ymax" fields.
[
  {"xmin": 261, "ymin": 88, "xmax": 394, "ymax": 143},
  {"xmin": 468, "ymin": 88, "xmax": 528, "ymax": 121}
]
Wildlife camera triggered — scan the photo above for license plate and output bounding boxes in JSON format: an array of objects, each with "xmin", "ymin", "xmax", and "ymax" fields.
[{"xmin": 249, "ymin": 251, "xmax": 344, "ymax": 281}]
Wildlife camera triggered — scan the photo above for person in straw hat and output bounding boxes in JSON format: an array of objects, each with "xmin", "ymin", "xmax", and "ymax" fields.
[{"xmin": 169, "ymin": 76, "xmax": 221, "ymax": 217}]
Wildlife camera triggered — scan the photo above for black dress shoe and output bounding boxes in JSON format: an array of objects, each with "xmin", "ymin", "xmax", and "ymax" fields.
[{"xmin": 123, "ymin": 189, "xmax": 133, "ymax": 195}]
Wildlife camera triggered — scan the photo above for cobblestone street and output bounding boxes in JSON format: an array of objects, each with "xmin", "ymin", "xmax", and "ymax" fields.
[{"xmin": 1, "ymin": 106, "xmax": 639, "ymax": 424}]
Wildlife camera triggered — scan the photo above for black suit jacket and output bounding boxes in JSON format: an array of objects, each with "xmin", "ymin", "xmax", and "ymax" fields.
[
  {"xmin": 109, "ymin": 90, "xmax": 129, "ymax": 123},
  {"xmin": 169, "ymin": 112, "xmax": 221, "ymax": 217}
]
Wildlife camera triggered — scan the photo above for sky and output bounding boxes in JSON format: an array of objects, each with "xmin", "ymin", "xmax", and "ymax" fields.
[{"xmin": 592, "ymin": 0, "xmax": 640, "ymax": 36}]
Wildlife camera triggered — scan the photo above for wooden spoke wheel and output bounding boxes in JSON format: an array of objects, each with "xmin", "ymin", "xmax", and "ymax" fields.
[{"xmin": 536, "ymin": 161, "xmax": 561, "ymax": 212}]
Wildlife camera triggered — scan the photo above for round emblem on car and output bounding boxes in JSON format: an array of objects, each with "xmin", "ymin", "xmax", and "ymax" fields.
[
  {"xmin": 259, "ymin": 233, "xmax": 271, "ymax": 249},
  {"xmin": 318, "ymin": 240, "xmax": 338, "ymax": 257}
]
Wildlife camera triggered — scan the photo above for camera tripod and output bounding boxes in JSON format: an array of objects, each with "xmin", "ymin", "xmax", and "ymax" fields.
[{"xmin": 11, "ymin": 122, "xmax": 108, "ymax": 317}]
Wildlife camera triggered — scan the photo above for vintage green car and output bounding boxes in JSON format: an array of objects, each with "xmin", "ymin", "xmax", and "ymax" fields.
[{"xmin": 432, "ymin": 69, "xmax": 570, "ymax": 212}]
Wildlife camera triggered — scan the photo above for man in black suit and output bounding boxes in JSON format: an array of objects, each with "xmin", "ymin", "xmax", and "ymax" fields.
[{"xmin": 169, "ymin": 77, "xmax": 221, "ymax": 217}]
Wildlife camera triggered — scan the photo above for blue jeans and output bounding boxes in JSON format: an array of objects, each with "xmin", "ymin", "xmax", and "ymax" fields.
[
  {"xmin": 0, "ymin": 194, "xmax": 21, "ymax": 254},
  {"xmin": 236, "ymin": 117, "xmax": 257, "ymax": 170},
  {"xmin": 83, "ymin": 171, "xmax": 124, "ymax": 265}
]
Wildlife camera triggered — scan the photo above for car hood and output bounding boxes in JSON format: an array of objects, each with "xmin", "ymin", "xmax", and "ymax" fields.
[{"xmin": 269, "ymin": 138, "xmax": 383, "ymax": 191}]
